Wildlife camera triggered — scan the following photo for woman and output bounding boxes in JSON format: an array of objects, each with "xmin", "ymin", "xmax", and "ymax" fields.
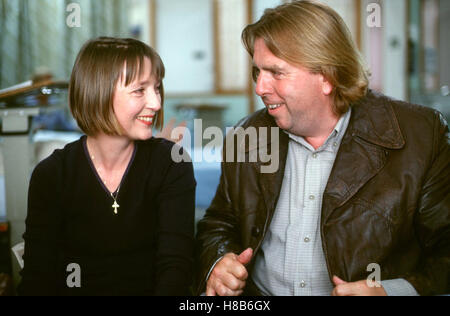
[{"xmin": 18, "ymin": 37, "xmax": 196, "ymax": 296}]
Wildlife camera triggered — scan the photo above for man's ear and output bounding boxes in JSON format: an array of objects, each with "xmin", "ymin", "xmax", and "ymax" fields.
[{"xmin": 321, "ymin": 75, "xmax": 333, "ymax": 96}]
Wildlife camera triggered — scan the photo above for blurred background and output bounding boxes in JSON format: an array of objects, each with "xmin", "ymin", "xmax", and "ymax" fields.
[{"xmin": 0, "ymin": 0, "xmax": 449, "ymax": 291}]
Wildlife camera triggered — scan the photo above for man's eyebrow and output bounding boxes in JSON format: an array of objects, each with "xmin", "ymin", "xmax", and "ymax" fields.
[{"xmin": 252, "ymin": 63, "xmax": 284, "ymax": 72}]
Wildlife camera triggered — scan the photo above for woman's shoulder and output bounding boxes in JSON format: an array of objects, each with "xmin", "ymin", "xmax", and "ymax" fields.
[
  {"xmin": 138, "ymin": 137, "xmax": 184, "ymax": 159},
  {"xmin": 32, "ymin": 137, "xmax": 84, "ymax": 176},
  {"xmin": 138, "ymin": 137, "xmax": 193, "ymax": 174}
]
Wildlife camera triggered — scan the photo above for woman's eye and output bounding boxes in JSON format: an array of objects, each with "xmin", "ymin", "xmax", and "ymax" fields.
[
  {"xmin": 133, "ymin": 88, "xmax": 145, "ymax": 95},
  {"xmin": 155, "ymin": 85, "xmax": 161, "ymax": 94}
]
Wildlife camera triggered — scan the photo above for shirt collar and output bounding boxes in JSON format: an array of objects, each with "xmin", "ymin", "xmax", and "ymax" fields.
[{"xmin": 286, "ymin": 108, "xmax": 352, "ymax": 153}]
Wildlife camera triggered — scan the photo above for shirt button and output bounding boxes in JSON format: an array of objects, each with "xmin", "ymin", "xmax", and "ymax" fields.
[
  {"xmin": 300, "ymin": 281, "xmax": 306, "ymax": 288},
  {"xmin": 309, "ymin": 195, "xmax": 315, "ymax": 200},
  {"xmin": 251, "ymin": 226, "xmax": 261, "ymax": 237},
  {"xmin": 304, "ymin": 237, "xmax": 310, "ymax": 243},
  {"xmin": 312, "ymin": 153, "xmax": 318, "ymax": 158},
  {"xmin": 333, "ymin": 142, "xmax": 338, "ymax": 147}
]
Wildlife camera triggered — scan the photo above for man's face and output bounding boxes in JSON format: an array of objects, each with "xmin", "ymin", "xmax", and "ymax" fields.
[{"xmin": 252, "ymin": 38, "xmax": 334, "ymax": 137}]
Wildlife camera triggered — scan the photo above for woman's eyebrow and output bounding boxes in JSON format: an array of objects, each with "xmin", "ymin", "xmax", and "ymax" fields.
[{"xmin": 128, "ymin": 80, "xmax": 151, "ymax": 88}]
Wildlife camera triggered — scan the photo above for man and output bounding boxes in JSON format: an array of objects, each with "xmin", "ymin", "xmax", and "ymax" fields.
[{"xmin": 196, "ymin": 0, "xmax": 449, "ymax": 296}]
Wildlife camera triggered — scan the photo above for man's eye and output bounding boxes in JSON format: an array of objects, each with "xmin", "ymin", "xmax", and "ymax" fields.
[
  {"xmin": 272, "ymin": 71, "xmax": 282, "ymax": 77},
  {"xmin": 252, "ymin": 67, "xmax": 260, "ymax": 82}
]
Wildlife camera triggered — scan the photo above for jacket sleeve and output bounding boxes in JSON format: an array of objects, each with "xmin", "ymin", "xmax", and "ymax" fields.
[
  {"xmin": 18, "ymin": 154, "xmax": 63, "ymax": 296},
  {"xmin": 406, "ymin": 112, "xmax": 450, "ymax": 296}
]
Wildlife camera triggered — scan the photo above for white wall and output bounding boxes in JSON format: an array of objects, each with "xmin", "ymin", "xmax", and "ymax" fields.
[
  {"xmin": 362, "ymin": 0, "xmax": 383, "ymax": 92},
  {"xmin": 0, "ymin": 176, "xmax": 5, "ymax": 218},
  {"xmin": 320, "ymin": 0, "xmax": 357, "ymax": 41},
  {"xmin": 128, "ymin": 0, "xmax": 151, "ymax": 45},
  {"xmin": 361, "ymin": 0, "xmax": 408, "ymax": 101},
  {"xmin": 439, "ymin": 0, "xmax": 450, "ymax": 88},
  {"xmin": 382, "ymin": 0, "xmax": 407, "ymax": 101},
  {"xmin": 253, "ymin": 0, "xmax": 283, "ymax": 21},
  {"xmin": 156, "ymin": 0, "xmax": 214, "ymax": 94}
]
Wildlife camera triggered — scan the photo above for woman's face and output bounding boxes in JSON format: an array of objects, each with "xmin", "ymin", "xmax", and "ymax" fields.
[{"xmin": 113, "ymin": 57, "xmax": 161, "ymax": 140}]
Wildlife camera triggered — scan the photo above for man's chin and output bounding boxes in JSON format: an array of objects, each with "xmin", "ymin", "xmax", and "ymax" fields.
[{"xmin": 273, "ymin": 118, "xmax": 290, "ymax": 131}]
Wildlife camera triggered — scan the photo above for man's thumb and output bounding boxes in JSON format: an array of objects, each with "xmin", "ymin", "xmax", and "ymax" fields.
[
  {"xmin": 237, "ymin": 248, "xmax": 253, "ymax": 265},
  {"xmin": 332, "ymin": 275, "xmax": 347, "ymax": 286}
]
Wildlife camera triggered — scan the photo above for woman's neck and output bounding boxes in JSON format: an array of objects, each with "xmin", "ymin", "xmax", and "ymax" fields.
[{"xmin": 86, "ymin": 133, "xmax": 135, "ymax": 172}]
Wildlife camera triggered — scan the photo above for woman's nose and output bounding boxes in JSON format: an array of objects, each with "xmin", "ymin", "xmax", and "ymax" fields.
[{"xmin": 145, "ymin": 91, "xmax": 161, "ymax": 112}]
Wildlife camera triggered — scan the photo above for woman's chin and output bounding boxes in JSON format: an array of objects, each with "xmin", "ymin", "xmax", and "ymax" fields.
[{"xmin": 132, "ymin": 131, "xmax": 153, "ymax": 141}]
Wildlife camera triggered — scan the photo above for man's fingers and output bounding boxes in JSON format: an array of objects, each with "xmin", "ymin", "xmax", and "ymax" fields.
[
  {"xmin": 237, "ymin": 248, "xmax": 253, "ymax": 265},
  {"xmin": 215, "ymin": 282, "xmax": 244, "ymax": 296},
  {"xmin": 155, "ymin": 118, "xmax": 188, "ymax": 143},
  {"xmin": 206, "ymin": 252, "xmax": 250, "ymax": 297},
  {"xmin": 221, "ymin": 274, "xmax": 246, "ymax": 291},
  {"xmin": 216, "ymin": 253, "xmax": 249, "ymax": 280},
  {"xmin": 333, "ymin": 279, "xmax": 388, "ymax": 296},
  {"xmin": 178, "ymin": 120, "xmax": 187, "ymax": 129},
  {"xmin": 209, "ymin": 277, "xmax": 243, "ymax": 297},
  {"xmin": 332, "ymin": 280, "xmax": 366, "ymax": 296},
  {"xmin": 332, "ymin": 275, "xmax": 350, "ymax": 295},
  {"xmin": 165, "ymin": 118, "xmax": 176, "ymax": 129},
  {"xmin": 230, "ymin": 263, "xmax": 249, "ymax": 281},
  {"xmin": 206, "ymin": 285, "xmax": 217, "ymax": 296},
  {"xmin": 211, "ymin": 260, "xmax": 248, "ymax": 285},
  {"xmin": 332, "ymin": 284, "xmax": 351, "ymax": 296}
]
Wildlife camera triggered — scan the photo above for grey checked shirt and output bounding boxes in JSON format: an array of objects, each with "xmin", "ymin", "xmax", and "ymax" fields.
[{"xmin": 251, "ymin": 109, "xmax": 419, "ymax": 296}]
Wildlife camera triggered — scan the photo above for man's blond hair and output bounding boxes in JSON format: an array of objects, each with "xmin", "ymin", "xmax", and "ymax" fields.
[{"xmin": 242, "ymin": 0, "xmax": 369, "ymax": 115}]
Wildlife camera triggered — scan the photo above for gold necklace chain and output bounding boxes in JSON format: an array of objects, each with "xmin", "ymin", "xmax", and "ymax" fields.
[{"xmin": 87, "ymin": 139, "xmax": 122, "ymax": 215}]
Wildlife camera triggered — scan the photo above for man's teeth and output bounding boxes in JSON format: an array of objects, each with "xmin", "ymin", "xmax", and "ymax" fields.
[{"xmin": 268, "ymin": 104, "xmax": 282, "ymax": 110}]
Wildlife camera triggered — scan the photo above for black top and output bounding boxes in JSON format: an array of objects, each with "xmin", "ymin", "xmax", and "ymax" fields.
[{"xmin": 18, "ymin": 136, "xmax": 196, "ymax": 296}]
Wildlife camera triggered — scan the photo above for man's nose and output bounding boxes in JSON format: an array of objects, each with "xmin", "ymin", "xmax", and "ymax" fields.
[{"xmin": 255, "ymin": 72, "xmax": 271, "ymax": 97}]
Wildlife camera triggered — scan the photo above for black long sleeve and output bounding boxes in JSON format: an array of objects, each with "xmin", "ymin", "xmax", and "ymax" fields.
[
  {"xmin": 18, "ymin": 153, "xmax": 64, "ymax": 296},
  {"xmin": 155, "ymin": 145, "xmax": 196, "ymax": 295},
  {"xmin": 18, "ymin": 136, "xmax": 196, "ymax": 296}
]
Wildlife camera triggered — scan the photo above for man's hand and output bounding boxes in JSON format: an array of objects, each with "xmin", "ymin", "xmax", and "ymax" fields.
[
  {"xmin": 155, "ymin": 118, "xmax": 187, "ymax": 144},
  {"xmin": 331, "ymin": 276, "xmax": 387, "ymax": 296},
  {"xmin": 206, "ymin": 248, "xmax": 253, "ymax": 296}
]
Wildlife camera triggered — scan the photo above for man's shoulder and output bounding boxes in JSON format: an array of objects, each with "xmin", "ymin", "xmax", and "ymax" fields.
[
  {"xmin": 351, "ymin": 91, "xmax": 448, "ymax": 149},
  {"xmin": 363, "ymin": 90, "xmax": 444, "ymax": 127},
  {"xmin": 234, "ymin": 108, "xmax": 275, "ymax": 129}
]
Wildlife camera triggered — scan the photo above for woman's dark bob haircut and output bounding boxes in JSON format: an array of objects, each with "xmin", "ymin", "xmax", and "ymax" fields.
[{"xmin": 69, "ymin": 37, "xmax": 165, "ymax": 136}]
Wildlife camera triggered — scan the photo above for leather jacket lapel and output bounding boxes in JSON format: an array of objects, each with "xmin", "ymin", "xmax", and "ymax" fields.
[
  {"xmin": 322, "ymin": 92, "xmax": 405, "ymax": 224},
  {"xmin": 321, "ymin": 131, "xmax": 389, "ymax": 224}
]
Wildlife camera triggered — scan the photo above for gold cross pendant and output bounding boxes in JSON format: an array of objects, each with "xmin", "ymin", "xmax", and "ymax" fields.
[{"xmin": 112, "ymin": 201, "xmax": 120, "ymax": 215}]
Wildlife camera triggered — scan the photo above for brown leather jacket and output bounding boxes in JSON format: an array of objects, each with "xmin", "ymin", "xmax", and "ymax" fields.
[{"xmin": 195, "ymin": 91, "xmax": 450, "ymax": 296}]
